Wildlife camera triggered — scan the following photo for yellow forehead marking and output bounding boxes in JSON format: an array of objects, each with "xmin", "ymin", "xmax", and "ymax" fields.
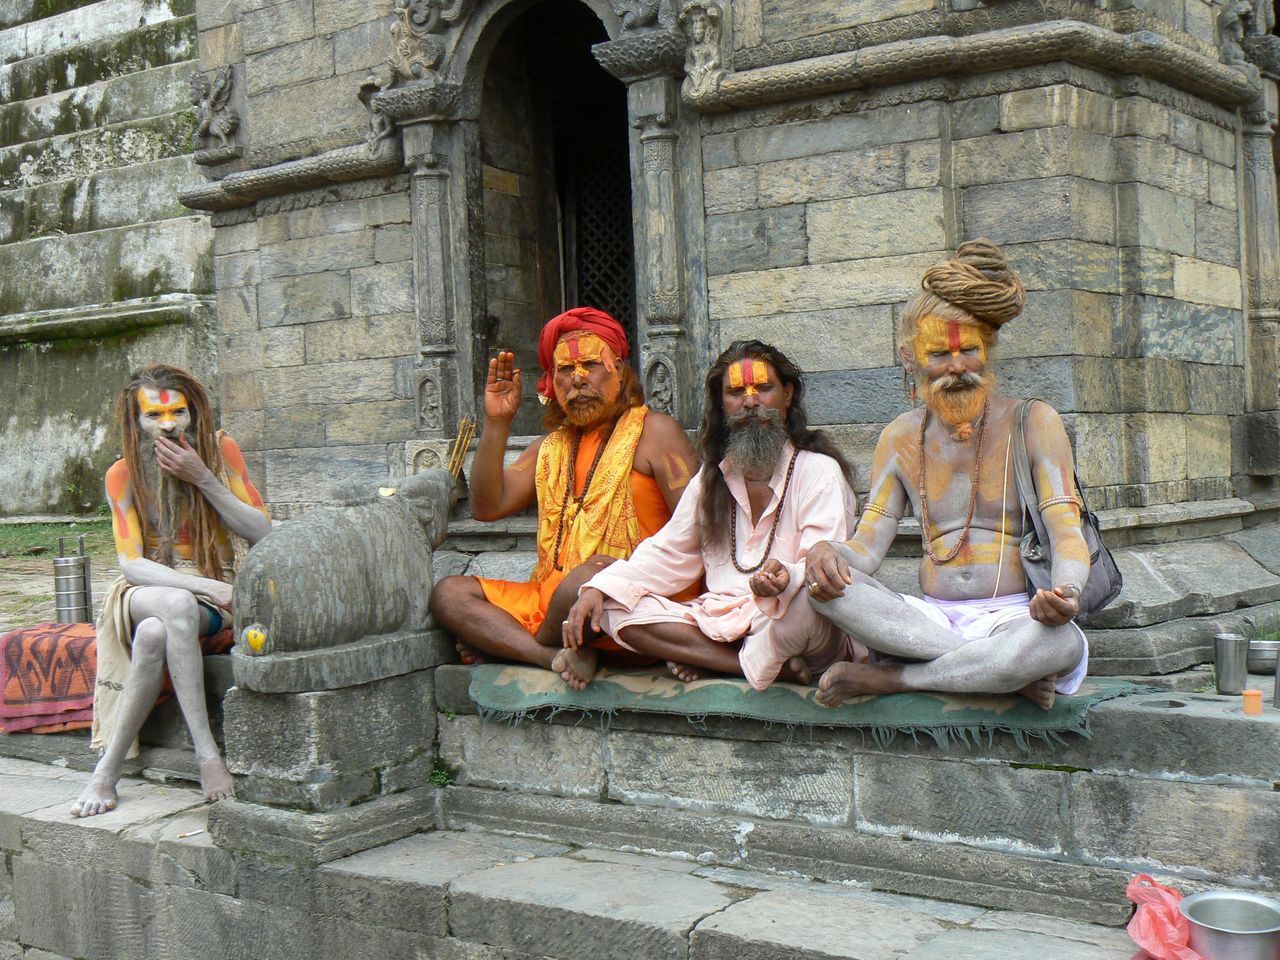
[
  {"xmin": 554, "ymin": 332, "xmax": 616, "ymax": 374},
  {"xmin": 137, "ymin": 387, "xmax": 188, "ymax": 415},
  {"xmin": 727, "ymin": 359, "xmax": 769, "ymax": 395},
  {"xmin": 914, "ymin": 316, "xmax": 985, "ymax": 365}
]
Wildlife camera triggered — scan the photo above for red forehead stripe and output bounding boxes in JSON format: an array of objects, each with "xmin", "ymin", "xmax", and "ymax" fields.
[
  {"xmin": 159, "ymin": 389, "xmax": 171, "ymax": 403},
  {"xmin": 741, "ymin": 361, "xmax": 757, "ymax": 386},
  {"xmin": 947, "ymin": 321, "xmax": 962, "ymax": 354}
]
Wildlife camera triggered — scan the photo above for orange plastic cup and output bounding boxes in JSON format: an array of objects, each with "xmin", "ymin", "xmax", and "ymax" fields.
[{"xmin": 1243, "ymin": 689, "xmax": 1263, "ymax": 716}]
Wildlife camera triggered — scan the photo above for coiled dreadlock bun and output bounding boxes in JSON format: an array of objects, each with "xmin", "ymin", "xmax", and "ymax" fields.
[{"xmin": 919, "ymin": 238, "xmax": 1025, "ymax": 327}]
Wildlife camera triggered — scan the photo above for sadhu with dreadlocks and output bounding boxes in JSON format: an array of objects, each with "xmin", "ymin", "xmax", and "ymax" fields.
[
  {"xmin": 563, "ymin": 340, "xmax": 868, "ymax": 688},
  {"xmin": 73, "ymin": 364, "xmax": 272, "ymax": 818},
  {"xmin": 806, "ymin": 239, "xmax": 1091, "ymax": 711}
]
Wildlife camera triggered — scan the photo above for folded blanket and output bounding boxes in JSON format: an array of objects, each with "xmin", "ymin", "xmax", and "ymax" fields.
[{"xmin": 0, "ymin": 622, "xmax": 96, "ymax": 733}]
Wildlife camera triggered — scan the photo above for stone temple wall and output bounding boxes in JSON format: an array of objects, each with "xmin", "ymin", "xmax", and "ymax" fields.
[
  {"xmin": 0, "ymin": 0, "xmax": 214, "ymax": 515},
  {"xmin": 171, "ymin": 0, "xmax": 1280, "ymax": 522}
]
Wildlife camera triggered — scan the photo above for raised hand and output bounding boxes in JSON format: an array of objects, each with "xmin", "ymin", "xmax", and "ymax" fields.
[
  {"xmin": 484, "ymin": 351, "xmax": 523, "ymax": 423},
  {"xmin": 804, "ymin": 540, "xmax": 854, "ymax": 602},
  {"xmin": 749, "ymin": 558, "xmax": 790, "ymax": 598},
  {"xmin": 562, "ymin": 587, "xmax": 604, "ymax": 650}
]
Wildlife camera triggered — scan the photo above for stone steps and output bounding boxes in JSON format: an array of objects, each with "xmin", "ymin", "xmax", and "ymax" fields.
[{"xmin": 0, "ymin": 755, "xmax": 1140, "ymax": 959}]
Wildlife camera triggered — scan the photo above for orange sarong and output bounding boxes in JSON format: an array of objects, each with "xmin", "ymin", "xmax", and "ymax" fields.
[{"xmin": 478, "ymin": 405, "xmax": 684, "ymax": 640}]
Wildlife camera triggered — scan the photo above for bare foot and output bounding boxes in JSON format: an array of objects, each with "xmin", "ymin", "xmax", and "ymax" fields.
[
  {"xmin": 1017, "ymin": 675, "xmax": 1057, "ymax": 711},
  {"xmin": 779, "ymin": 656, "xmax": 812, "ymax": 685},
  {"xmin": 456, "ymin": 641, "xmax": 489, "ymax": 666},
  {"xmin": 71, "ymin": 775, "xmax": 118, "ymax": 818},
  {"xmin": 199, "ymin": 756, "xmax": 236, "ymax": 803},
  {"xmin": 816, "ymin": 662, "xmax": 903, "ymax": 707},
  {"xmin": 667, "ymin": 660, "xmax": 705, "ymax": 683},
  {"xmin": 552, "ymin": 646, "xmax": 598, "ymax": 690}
]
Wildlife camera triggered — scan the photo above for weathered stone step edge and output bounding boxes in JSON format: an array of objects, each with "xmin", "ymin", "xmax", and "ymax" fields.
[
  {"xmin": 0, "ymin": 0, "xmax": 192, "ymax": 68},
  {"xmin": 1088, "ymin": 597, "xmax": 1280, "ymax": 675},
  {"xmin": 440, "ymin": 784, "xmax": 1139, "ymax": 927},
  {"xmin": 0, "ymin": 15, "xmax": 195, "ymax": 104}
]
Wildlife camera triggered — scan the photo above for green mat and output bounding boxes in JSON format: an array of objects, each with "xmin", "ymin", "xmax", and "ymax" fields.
[{"xmin": 467, "ymin": 664, "xmax": 1152, "ymax": 751}]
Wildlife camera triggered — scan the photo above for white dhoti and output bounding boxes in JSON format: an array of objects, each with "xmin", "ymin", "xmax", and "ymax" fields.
[{"xmin": 898, "ymin": 592, "xmax": 1089, "ymax": 695}]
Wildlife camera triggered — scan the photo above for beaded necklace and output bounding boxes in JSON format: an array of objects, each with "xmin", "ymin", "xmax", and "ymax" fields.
[
  {"xmin": 916, "ymin": 400, "xmax": 989, "ymax": 566},
  {"xmin": 550, "ymin": 426, "xmax": 609, "ymax": 571},
  {"xmin": 729, "ymin": 448, "xmax": 799, "ymax": 574}
]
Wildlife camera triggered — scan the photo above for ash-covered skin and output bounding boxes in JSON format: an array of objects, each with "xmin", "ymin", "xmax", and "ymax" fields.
[{"xmin": 805, "ymin": 241, "xmax": 1090, "ymax": 710}]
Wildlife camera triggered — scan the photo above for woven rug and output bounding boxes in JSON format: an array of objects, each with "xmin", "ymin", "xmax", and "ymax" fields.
[
  {"xmin": 0, "ymin": 622, "xmax": 96, "ymax": 733},
  {"xmin": 468, "ymin": 664, "xmax": 1152, "ymax": 750}
]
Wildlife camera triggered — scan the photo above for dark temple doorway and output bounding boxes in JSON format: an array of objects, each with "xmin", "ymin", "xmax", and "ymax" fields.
[{"xmin": 477, "ymin": 0, "xmax": 635, "ymax": 435}]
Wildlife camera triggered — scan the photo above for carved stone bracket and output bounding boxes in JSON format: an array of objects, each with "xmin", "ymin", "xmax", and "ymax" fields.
[
  {"xmin": 190, "ymin": 66, "xmax": 242, "ymax": 165},
  {"xmin": 1244, "ymin": 35, "xmax": 1280, "ymax": 78},
  {"xmin": 682, "ymin": 18, "xmax": 1260, "ymax": 112},
  {"xmin": 593, "ymin": 29, "xmax": 686, "ymax": 81},
  {"xmin": 610, "ymin": 0, "xmax": 661, "ymax": 32},
  {"xmin": 371, "ymin": 79, "xmax": 464, "ymax": 123},
  {"xmin": 391, "ymin": 0, "xmax": 477, "ymax": 81}
]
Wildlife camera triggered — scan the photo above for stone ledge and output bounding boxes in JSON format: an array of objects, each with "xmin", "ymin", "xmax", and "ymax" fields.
[
  {"xmin": 0, "ymin": 294, "xmax": 206, "ymax": 344},
  {"xmin": 230, "ymin": 629, "xmax": 454, "ymax": 693}
]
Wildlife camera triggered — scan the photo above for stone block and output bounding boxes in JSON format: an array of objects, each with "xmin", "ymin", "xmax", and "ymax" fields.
[
  {"xmin": 1197, "ymin": 120, "xmax": 1236, "ymax": 168},
  {"xmin": 448, "ymin": 856, "xmax": 737, "ymax": 960},
  {"xmin": 247, "ymin": 69, "xmax": 371, "ymax": 149},
  {"xmin": 314, "ymin": 831, "xmax": 568, "ymax": 935},
  {"xmin": 313, "ymin": 0, "xmax": 392, "ymax": 34},
  {"xmin": 1120, "ymin": 247, "xmax": 1175, "ymax": 298},
  {"xmin": 1173, "ymin": 256, "xmax": 1242, "ymax": 309},
  {"xmin": 1244, "ymin": 410, "xmax": 1280, "ymax": 475},
  {"xmin": 762, "ymin": 0, "xmax": 934, "ymax": 40},
  {"xmin": 1114, "ymin": 357, "xmax": 1188, "ymax": 414},
  {"xmin": 217, "ymin": 285, "xmax": 259, "ymax": 334},
  {"xmin": 246, "ymin": 36, "xmax": 333, "ymax": 97},
  {"xmin": 720, "ymin": 304, "xmax": 896, "ymax": 372},
  {"xmin": 350, "ymin": 260, "xmax": 414, "ymax": 316},
  {"xmin": 231, "ymin": 631, "xmax": 453, "ymax": 693},
  {"xmin": 241, "ymin": 0, "xmax": 314, "ymax": 56},
  {"xmin": 198, "ymin": 22, "xmax": 241, "ymax": 69},
  {"xmin": 331, "ymin": 17, "xmax": 394, "ymax": 72},
  {"xmin": 690, "ymin": 886, "xmax": 949, "ymax": 960},
  {"xmin": 1132, "ymin": 296, "xmax": 1238, "ymax": 365},
  {"xmin": 285, "ymin": 190, "xmax": 410, "ymax": 239},
  {"xmin": 702, "ymin": 165, "xmax": 758, "ymax": 214},
  {"xmin": 224, "ymin": 669, "xmax": 435, "ymax": 789},
  {"xmin": 855, "ymin": 755, "xmax": 1066, "ymax": 853},
  {"xmin": 965, "ymin": 177, "xmax": 1114, "ymax": 245},
  {"xmin": 953, "ymin": 128, "xmax": 1112, "ymax": 187},
  {"xmin": 1185, "ymin": 415, "xmax": 1231, "ymax": 479},
  {"xmin": 259, "ymin": 357, "xmax": 397, "ymax": 405},
  {"xmin": 708, "ymin": 251, "xmax": 941, "ymax": 318},
  {"xmin": 1124, "ymin": 411, "xmax": 1187, "ymax": 482},
  {"xmin": 1183, "ymin": 0, "xmax": 1215, "ymax": 41},
  {"xmin": 705, "ymin": 205, "xmax": 807, "ymax": 275},
  {"xmin": 0, "ymin": 763, "xmax": 91, "ymax": 850},
  {"xmin": 1116, "ymin": 182, "xmax": 1195, "ymax": 255},
  {"xmin": 261, "ymin": 232, "xmax": 374, "ymax": 279},
  {"xmin": 900, "ymin": 928, "xmax": 1135, "ymax": 960},
  {"xmin": 998, "ymin": 289, "xmax": 1115, "ymax": 359},
  {"xmin": 374, "ymin": 223, "xmax": 413, "ymax": 263},
  {"xmin": 904, "ymin": 140, "xmax": 941, "ymax": 189},
  {"xmin": 809, "ymin": 188, "xmax": 945, "ymax": 262},
  {"xmin": 1069, "ymin": 774, "xmax": 1280, "ymax": 882},
  {"xmin": 441, "ymin": 714, "xmax": 605, "ymax": 798},
  {"xmin": 757, "ymin": 142, "xmax": 906, "ymax": 207},
  {"xmin": 1002, "ymin": 239, "xmax": 1120, "ymax": 294},
  {"xmin": 14, "ymin": 858, "xmax": 151, "ymax": 960},
  {"xmin": 323, "ymin": 399, "xmax": 415, "ymax": 444},
  {"xmin": 209, "ymin": 787, "xmax": 439, "ymax": 864},
  {"xmin": 950, "ymin": 96, "xmax": 1000, "ymax": 140},
  {"xmin": 264, "ymin": 444, "xmax": 390, "ymax": 502},
  {"xmin": 303, "ymin": 313, "xmax": 415, "ymax": 363},
  {"xmin": 124, "ymin": 808, "xmax": 237, "ymax": 895},
  {"xmin": 153, "ymin": 884, "xmax": 312, "ymax": 959},
  {"xmin": 998, "ymin": 85, "xmax": 1112, "ymax": 135},
  {"xmin": 259, "ymin": 271, "xmax": 351, "ymax": 327},
  {"xmin": 465, "ymin": 551, "xmax": 538, "ymax": 581},
  {"xmin": 1186, "ymin": 362, "xmax": 1241, "ymax": 415},
  {"xmin": 607, "ymin": 731, "xmax": 852, "ymax": 825},
  {"xmin": 732, "ymin": 103, "xmax": 942, "ymax": 167},
  {"xmin": 1194, "ymin": 200, "xmax": 1240, "ymax": 265},
  {"xmin": 1208, "ymin": 162, "xmax": 1238, "ymax": 210},
  {"xmin": 1116, "ymin": 139, "xmax": 1208, "ymax": 199},
  {"xmin": 806, "ymin": 366, "xmax": 912, "ymax": 425}
]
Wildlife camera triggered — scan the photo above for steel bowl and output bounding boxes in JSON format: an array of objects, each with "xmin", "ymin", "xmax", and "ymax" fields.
[
  {"xmin": 1248, "ymin": 639, "xmax": 1280, "ymax": 674},
  {"xmin": 1181, "ymin": 890, "xmax": 1280, "ymax": 960}
]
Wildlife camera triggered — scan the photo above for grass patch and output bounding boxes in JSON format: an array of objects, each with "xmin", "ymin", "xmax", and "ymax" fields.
[
  {"xmin": 428, "ymin": 759, "xmax": 455, "ymax": 788},
  {"xmin": 0, "ymin": 520, "xmax": 115, "ymax": 563}
]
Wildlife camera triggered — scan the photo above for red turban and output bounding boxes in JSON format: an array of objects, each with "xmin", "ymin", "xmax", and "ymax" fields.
[{"xmin": 536, "ymin": 307, "xmax": 630, "ymax": 398}]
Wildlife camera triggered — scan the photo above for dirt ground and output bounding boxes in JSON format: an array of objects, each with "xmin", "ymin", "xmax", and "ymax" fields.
[{"xmin": 0, "ymin": 522, "xmax": 117, "ymax": 633}]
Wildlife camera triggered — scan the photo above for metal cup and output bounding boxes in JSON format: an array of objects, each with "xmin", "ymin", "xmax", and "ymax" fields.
[
  {"xmin": 1181, "ymin": 890, "xmax": 1280, "ymax": 960},
  {"xmin": 1214, "ymin": 633, "xmax": 1250, "ymax": 696},
  {"xmin": 53, "ymin": 535, "xmax": 92, "ymax": 624}
]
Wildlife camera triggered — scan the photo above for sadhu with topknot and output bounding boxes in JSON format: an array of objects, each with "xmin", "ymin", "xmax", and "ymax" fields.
[
  {"xmin": 73, "ymin": 363, "xmax": 272, "ymax": 819},
  {"xmin": 804, "ymin": 239, "xmax": 1096, "ymax": 711}
]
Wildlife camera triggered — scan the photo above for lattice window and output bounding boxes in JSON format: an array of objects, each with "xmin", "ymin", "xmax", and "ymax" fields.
[{"xmin": 565, "ymin": 139, "xmax": 635, "ymax": 333}]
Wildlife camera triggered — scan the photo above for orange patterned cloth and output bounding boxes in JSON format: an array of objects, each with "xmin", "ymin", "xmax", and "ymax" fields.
[{"xmin": 479, "ymin": 405, "xmax": 681, "ymax": 639}]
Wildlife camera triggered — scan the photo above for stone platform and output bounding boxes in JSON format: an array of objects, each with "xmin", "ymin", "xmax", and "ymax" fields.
[{"xmin": 0, "ymin": 756, "xmax": 1140, "ymax": 960}]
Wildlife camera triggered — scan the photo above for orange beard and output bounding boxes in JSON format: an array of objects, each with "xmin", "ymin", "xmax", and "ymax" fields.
[
  {"xmin": 555, "ymin": 374, "xmax": 621, "ymax": 427},
  {"xmin": 926, "ymin": 372, "xmax": 993, "ymax": 440}
]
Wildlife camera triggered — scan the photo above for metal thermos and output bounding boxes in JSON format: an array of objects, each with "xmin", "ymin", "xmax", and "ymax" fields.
[
  {"xmin": 53, "ymin": 535, "xmax": 92, "ymax": 624},
  {"xmin": 1214, "ymin": 633, "xmax": 1250, "ymax": 696}
]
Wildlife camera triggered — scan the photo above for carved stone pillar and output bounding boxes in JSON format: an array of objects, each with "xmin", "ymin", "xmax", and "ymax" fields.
[
  {"xmin": 1243, "ymin": 80, "xmax": 1280, "ymax": 415},
  {"xmin": 594, "ymin": 30, "xmax": 695, "ymax": 422}
]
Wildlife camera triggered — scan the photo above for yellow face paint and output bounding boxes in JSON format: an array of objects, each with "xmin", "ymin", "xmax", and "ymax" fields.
[
  {"xmin": 554, "ymin": 332, "xmax": 616, "ymax": 380},
  {"xmin": 727, "ymin": 359, "xmax": 770, "ymax": 395},
  {"xmin": 136, "ymin": 387, "xmax": 190, "ymax": 438},
  {"xmin": 913, "ymin": 316, "xmax": 987, "ymax": 370}
]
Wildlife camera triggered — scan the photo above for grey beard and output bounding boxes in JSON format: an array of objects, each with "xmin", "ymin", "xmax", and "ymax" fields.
[
  {"xmin": 139, "ymin": 434, "xmax": 198, "ymax": 564},
  {"xmin": 723, "ymin": 408, "xmax": 788, "ymax": 482}
]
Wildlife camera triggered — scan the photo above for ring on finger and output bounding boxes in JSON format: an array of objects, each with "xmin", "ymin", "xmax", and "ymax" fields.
[{"xmin": 806, "ymin": 581, "xmax": 820, "ymax": 595}]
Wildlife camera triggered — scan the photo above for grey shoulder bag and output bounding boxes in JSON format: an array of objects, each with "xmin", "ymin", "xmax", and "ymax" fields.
[{"xmin": 1009, "ymin": 398, "xmax": 1122, "ymax": 621}]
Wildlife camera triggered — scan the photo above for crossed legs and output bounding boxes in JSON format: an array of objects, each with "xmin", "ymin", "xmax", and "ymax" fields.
[{"xmin": 73, "ymin": 586, "xmax": 233, "ymax": 817}]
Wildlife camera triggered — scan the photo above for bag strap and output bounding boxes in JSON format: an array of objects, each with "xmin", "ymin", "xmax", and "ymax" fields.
[{"xmin": 1010, "ymin": 398, "xmax": 1052, "ymax": 550}]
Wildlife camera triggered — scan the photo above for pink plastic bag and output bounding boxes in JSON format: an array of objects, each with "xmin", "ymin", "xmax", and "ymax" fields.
[{"xmin": 1126, "ymin": 874, "xmax": 1204, "ymax": 960}]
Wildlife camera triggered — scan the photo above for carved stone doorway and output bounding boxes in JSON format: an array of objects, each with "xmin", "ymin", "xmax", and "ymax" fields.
[{"xmin": 476, "ymin": 0, "xmax": 634, "ymax": 435}]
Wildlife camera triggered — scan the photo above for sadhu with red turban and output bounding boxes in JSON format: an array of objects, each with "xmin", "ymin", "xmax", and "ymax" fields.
[{"xmin": 429, "ymin": 307, "xmax": 699, "ymax": 689}]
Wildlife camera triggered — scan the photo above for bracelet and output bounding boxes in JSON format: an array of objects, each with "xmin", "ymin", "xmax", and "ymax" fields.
[
  {"xmin": 1038, "ymin": 495, "xmax": 1082, "ymax": 511},
  {"xmin": 862, "ymin": 501, "xmax": 900, "ymax": 521}
]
